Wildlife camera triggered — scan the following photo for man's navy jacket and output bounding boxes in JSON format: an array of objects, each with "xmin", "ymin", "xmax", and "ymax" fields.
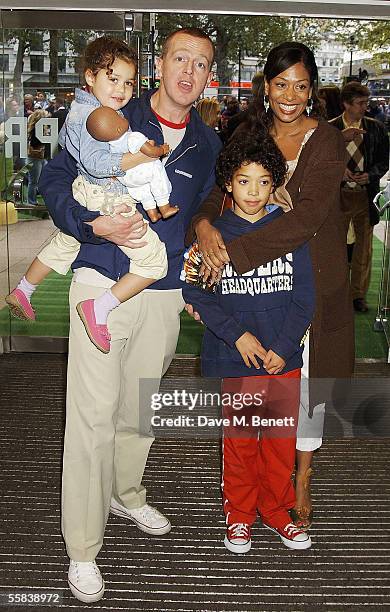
[{"xmin": 38, "ymin": 89, "xmax": 222, "ymax": 290}]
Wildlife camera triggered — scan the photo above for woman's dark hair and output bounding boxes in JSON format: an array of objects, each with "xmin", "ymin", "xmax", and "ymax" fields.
[
  {"xmin": 216, "ymin": 132, "xmax": 287, "ymax": 192},
  {"xmin": 318, "ymin": 85, "xmax": 342, "ymax": 120},
  {"xmin": 247, "ymin": 41, "xmax": 324, "ymax": 129}
]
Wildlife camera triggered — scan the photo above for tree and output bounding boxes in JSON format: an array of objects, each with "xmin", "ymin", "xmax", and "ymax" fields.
[
  {"xmin": 358, "ymin": 21, "xmax": 390, "ymax": 66},
  {"xmin": 4, "ymin": 30, "xmax": 34, "ymax": 95},
  {"xmin": 48, "ymin": 30, "xmax": 59, "ymax": 88}
]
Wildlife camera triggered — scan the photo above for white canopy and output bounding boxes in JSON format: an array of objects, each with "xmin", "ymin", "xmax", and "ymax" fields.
[{"xmin": 0, "ymin": 0, "xmax": 389, "ymax": 26}]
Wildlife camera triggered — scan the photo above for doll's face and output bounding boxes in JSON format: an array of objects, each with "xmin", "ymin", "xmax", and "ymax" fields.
[
  {"xmin": 226, "ymin": 162, "xmax": 273, "ymax": 223},
  {"xmin": 85, "ymin": 58, "xmax": 136, "ymax": 111}
]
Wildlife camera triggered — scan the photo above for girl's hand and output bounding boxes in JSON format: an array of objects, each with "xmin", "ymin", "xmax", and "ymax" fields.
[
  {"xmin": 235, "ymin": 332, "xmax": 267, "ymax": 369},
  {"xmin": 120, "ymin": 151, "xmax": 157, "ymax": 171},
  {"xmin": 263, "ymin": 349, "xmax": 286, "ymax": 375}
]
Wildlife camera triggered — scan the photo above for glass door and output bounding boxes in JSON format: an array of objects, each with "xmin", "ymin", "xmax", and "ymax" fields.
[{"xmin": 0, "ymin": 9, "xmax": 130, "ymax": 352}]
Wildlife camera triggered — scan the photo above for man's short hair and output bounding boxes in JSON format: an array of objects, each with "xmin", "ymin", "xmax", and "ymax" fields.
[
  {"xmin": 161, "ymin": 28, "xmax": 215, "ymax": 66},
  {"xmin": 340, "ymin": 81, "xmax": 370, "ymax": 104}
]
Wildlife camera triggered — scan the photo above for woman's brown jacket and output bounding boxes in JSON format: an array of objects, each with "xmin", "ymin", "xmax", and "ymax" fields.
[{"xmin": 187, "ymin": 120, "xmax": 354, "ymax": 384}]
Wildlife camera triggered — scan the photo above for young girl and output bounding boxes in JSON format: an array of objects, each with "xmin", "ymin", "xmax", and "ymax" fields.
[
  {"xmin": 182, "ymin": 133, "xmax": 315, "ymax": 552},
  {"xmin": 6, "ymin": 36, "xmax": 172, "ymax": 354}
]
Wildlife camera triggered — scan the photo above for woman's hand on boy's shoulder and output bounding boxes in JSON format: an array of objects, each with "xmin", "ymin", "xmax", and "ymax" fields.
[
  {"xmin": 195, "ymin": 219, "xmax": 230, "ymax": 273},
  {"xmin": 235, "ymin": 332, "xmax": 266, "ymax": 369}
]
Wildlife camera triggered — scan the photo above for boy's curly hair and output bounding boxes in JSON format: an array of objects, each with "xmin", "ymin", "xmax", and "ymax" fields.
[
  {"xmin": 216, "ymin": 131, "xmax": 287, "ymax": 192},
  {"xmin": 82, "ymin": 36, "xmax": 138, "ymax": 78}
]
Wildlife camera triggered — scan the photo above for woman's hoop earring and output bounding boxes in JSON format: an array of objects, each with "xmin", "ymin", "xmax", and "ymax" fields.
[
  {"xmin": 306, "ymin": 98, "xmax": 313, "ymax": 116},
  {"xmin": 264, "ymin": 94, "xmax": 270, "ymax": 113}
]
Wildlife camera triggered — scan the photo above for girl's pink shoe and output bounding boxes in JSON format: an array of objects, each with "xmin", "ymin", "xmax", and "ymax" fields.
[
  {"xmin": 76, "ymin": 299, "xmax": 111, "ymax": 354},
  {"xmin": 5, "ymin": 289, "xmax": 36, "ymax": 321}
]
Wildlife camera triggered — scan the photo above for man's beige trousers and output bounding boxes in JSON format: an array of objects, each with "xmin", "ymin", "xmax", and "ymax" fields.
[{"xmin": 62, "ymin": 281, "xmax": 184, "ymax": 561}]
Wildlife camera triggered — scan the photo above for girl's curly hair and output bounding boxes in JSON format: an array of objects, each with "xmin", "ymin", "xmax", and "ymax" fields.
[
  {"xmin": 216, "ymin": 131, "xmax": 287, "ymax": 192},
  {"xmin": 82, "ymin": 36, "xmax": 138, "ymax": 78}
]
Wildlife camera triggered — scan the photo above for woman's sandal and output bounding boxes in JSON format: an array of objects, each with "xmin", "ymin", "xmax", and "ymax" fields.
[{"xmin": 290, "ymin": 467, "xmax": 313, "ymax": 531}]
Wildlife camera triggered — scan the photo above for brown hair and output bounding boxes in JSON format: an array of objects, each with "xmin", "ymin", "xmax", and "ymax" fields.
[
  {"xmin": 196, "ymin": 97, "xmax": 220, "ymax": 128},
  {"xmin": 340, "ymin": 81, "xmax": 370, "ymax": 104},
  {"xmin": 27, "ymin": 109, "xmax": 49, "ymax": 135},
  {"xmin": 161, "ymin": 28, "xmax": 215, "ymax": 66},
  {"xmin": 82, "ymin": 36, "xmax": 138, "ymax": 79}
]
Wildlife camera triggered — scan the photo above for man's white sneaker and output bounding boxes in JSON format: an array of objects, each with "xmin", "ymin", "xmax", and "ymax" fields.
[
  {"xmin": 68, "ymin": 560, "xmax": 104, "ymax": 603},
  {"xmin": 110, "ymin": 498, "xmax": 171, "ymax": 535}
]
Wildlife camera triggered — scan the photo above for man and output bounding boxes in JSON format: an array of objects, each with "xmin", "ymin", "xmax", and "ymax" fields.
[
  {"xmin": 239, "ymin": 97, "xmax": 248, "ymax": 111},
  {"xmin": 330, "ymin": 82, "xmax": 389, "ymax": 312},
  {"xmin": 38, "ymin": 28, "xmax": 221, "ymax": 603},
  {"xmin": 51, "ymin": 95, "xmax": 68, "ymax": 132},
  {"xmin": 34, "ymin": 90, "xmax": 49, "ymax": 110}
]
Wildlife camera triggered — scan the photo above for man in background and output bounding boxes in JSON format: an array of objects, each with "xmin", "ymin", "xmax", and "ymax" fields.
[{"xmin": 330, "ymin": 81, "xmax": 389, "ymax": 313}]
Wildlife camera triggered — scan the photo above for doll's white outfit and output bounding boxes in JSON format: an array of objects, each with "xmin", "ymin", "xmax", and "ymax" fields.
[{"xmin": 110, "ymin": 131, "xmax": 172, "ymax": 211}]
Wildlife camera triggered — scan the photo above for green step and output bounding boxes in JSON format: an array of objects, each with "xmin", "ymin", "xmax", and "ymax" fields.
[{"xmin": 0, "ymin": 236, "xmax": 388, "ymax": 359}]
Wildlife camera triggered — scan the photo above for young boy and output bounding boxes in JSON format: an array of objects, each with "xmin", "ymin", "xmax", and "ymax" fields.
[{"xmin": 182, "ymin": 133, "xmax": 315, "ymax": 553}]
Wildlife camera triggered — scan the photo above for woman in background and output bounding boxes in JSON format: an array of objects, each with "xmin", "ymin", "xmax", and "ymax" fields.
[
  {"xmin": 27, "ymin": 109, "xmax": 50, "ymax": 205},
  {"xmin": 196, "ymin": 97, "xmax": 221, "ymax": 130}
]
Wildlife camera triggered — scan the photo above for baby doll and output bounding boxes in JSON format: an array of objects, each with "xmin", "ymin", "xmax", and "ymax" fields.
[{"xmin": 87, "ymin": 106, "xmax": 179, "ymax": 222}]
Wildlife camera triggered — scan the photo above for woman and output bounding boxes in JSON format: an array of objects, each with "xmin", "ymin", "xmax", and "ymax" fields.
[
  {"xmin": 27, "ymin": 109, "xmax": 50, "ymax": 205},
  {"xmin": 187, "ymin": 42, "xmax": 354, "ymax": 530},
  {"xmin": 196, "ymin": 97, "xmax": 220, "ymax": 130},
  {"xmin": 318, "ymin": 85, "xmax": 342, "ymax": 120}
]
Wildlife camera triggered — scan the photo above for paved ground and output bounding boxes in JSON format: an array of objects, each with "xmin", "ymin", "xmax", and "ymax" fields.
[{"xmin": 0, "ymin": 353, "xmax": 389, "ymax": 611}]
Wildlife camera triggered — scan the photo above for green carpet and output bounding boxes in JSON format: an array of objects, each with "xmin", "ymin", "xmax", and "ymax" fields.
[
  {"xmin": 0, "ymin": 236, "xmax": 388, "ymax": 359},
  {"xmin": 354, "ymin": 235, "xmax": 388, "ymax": 359}
]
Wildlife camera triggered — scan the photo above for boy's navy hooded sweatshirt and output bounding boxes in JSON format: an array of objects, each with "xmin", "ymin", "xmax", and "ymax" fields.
[{"xmin": 182, "ymin": 206, "xmax": 315, "ymax": 378}]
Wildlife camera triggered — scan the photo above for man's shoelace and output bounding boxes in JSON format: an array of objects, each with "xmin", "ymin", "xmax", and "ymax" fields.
[
  {"xmin": 74, "ymin": 562, "xmax": 100, "ymax": 579},
  {"xmin": 135, "ymin": 505, "xmax": 160, "ymax": 520}
]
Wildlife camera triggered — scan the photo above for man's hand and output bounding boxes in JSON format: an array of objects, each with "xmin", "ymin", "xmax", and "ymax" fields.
[
  {"xmin": 343, "ymin": 168, "xmax": 357, "ymax": 182},
  {"xmin": 353, "ymin": 171, "xmax": 369, "ymax": 186},
  {"xmin": 235, "ymin": 332, "xmax": 267, "ymax": 369},
  {"xmin": 195, "ymin": 219, "xmax": 230, "ymax": 273},
  {"xmin": 342, "ymin": 127, "xmax": 366, "ymax": 142},
  {"xmin": 263, "ymin": 349, "xmax": 286, "ymax": 375},
  {"xmin": 185, "ymin": 303, "xmax": 203, "ymax": 323},
  {"xmin": 88, "ymin": 207, "xmax": 148, "ymax": 248}
]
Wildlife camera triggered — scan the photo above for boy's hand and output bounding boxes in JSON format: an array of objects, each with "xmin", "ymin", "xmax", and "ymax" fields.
[
  {"xmin": 263, "ymin": 349, "xmax": 286, "ymax": 375},
  {"xmin": 235, "ymin": 332, "xmax": 266, "ymax": 369},
  {"xmin": 184, "ymin": 303, "xmax": 203, "ymax": 324}
]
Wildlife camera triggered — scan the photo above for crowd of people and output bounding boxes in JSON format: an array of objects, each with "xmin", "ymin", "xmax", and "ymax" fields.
[
  {"xmin": 4, "ymin": 28, "xmax": 389, "ymax": 604},
  {"xmin": 0, "ymin": 91, "xmax": 69, "ymax": 204}
]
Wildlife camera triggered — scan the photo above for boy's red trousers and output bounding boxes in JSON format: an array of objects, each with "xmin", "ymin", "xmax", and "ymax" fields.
[{"xmin": 221, "ymin": 369, "xmax": 300, "ymax": 528}]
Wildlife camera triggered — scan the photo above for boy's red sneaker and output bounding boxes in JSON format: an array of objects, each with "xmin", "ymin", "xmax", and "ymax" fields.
[
  {"xmin": 224, "ymin": 523, "xmax": 251, "ymax": 554},
  {"xmin": 263, "ymin": 521, "xmax": 312, "ymax": 550}
]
